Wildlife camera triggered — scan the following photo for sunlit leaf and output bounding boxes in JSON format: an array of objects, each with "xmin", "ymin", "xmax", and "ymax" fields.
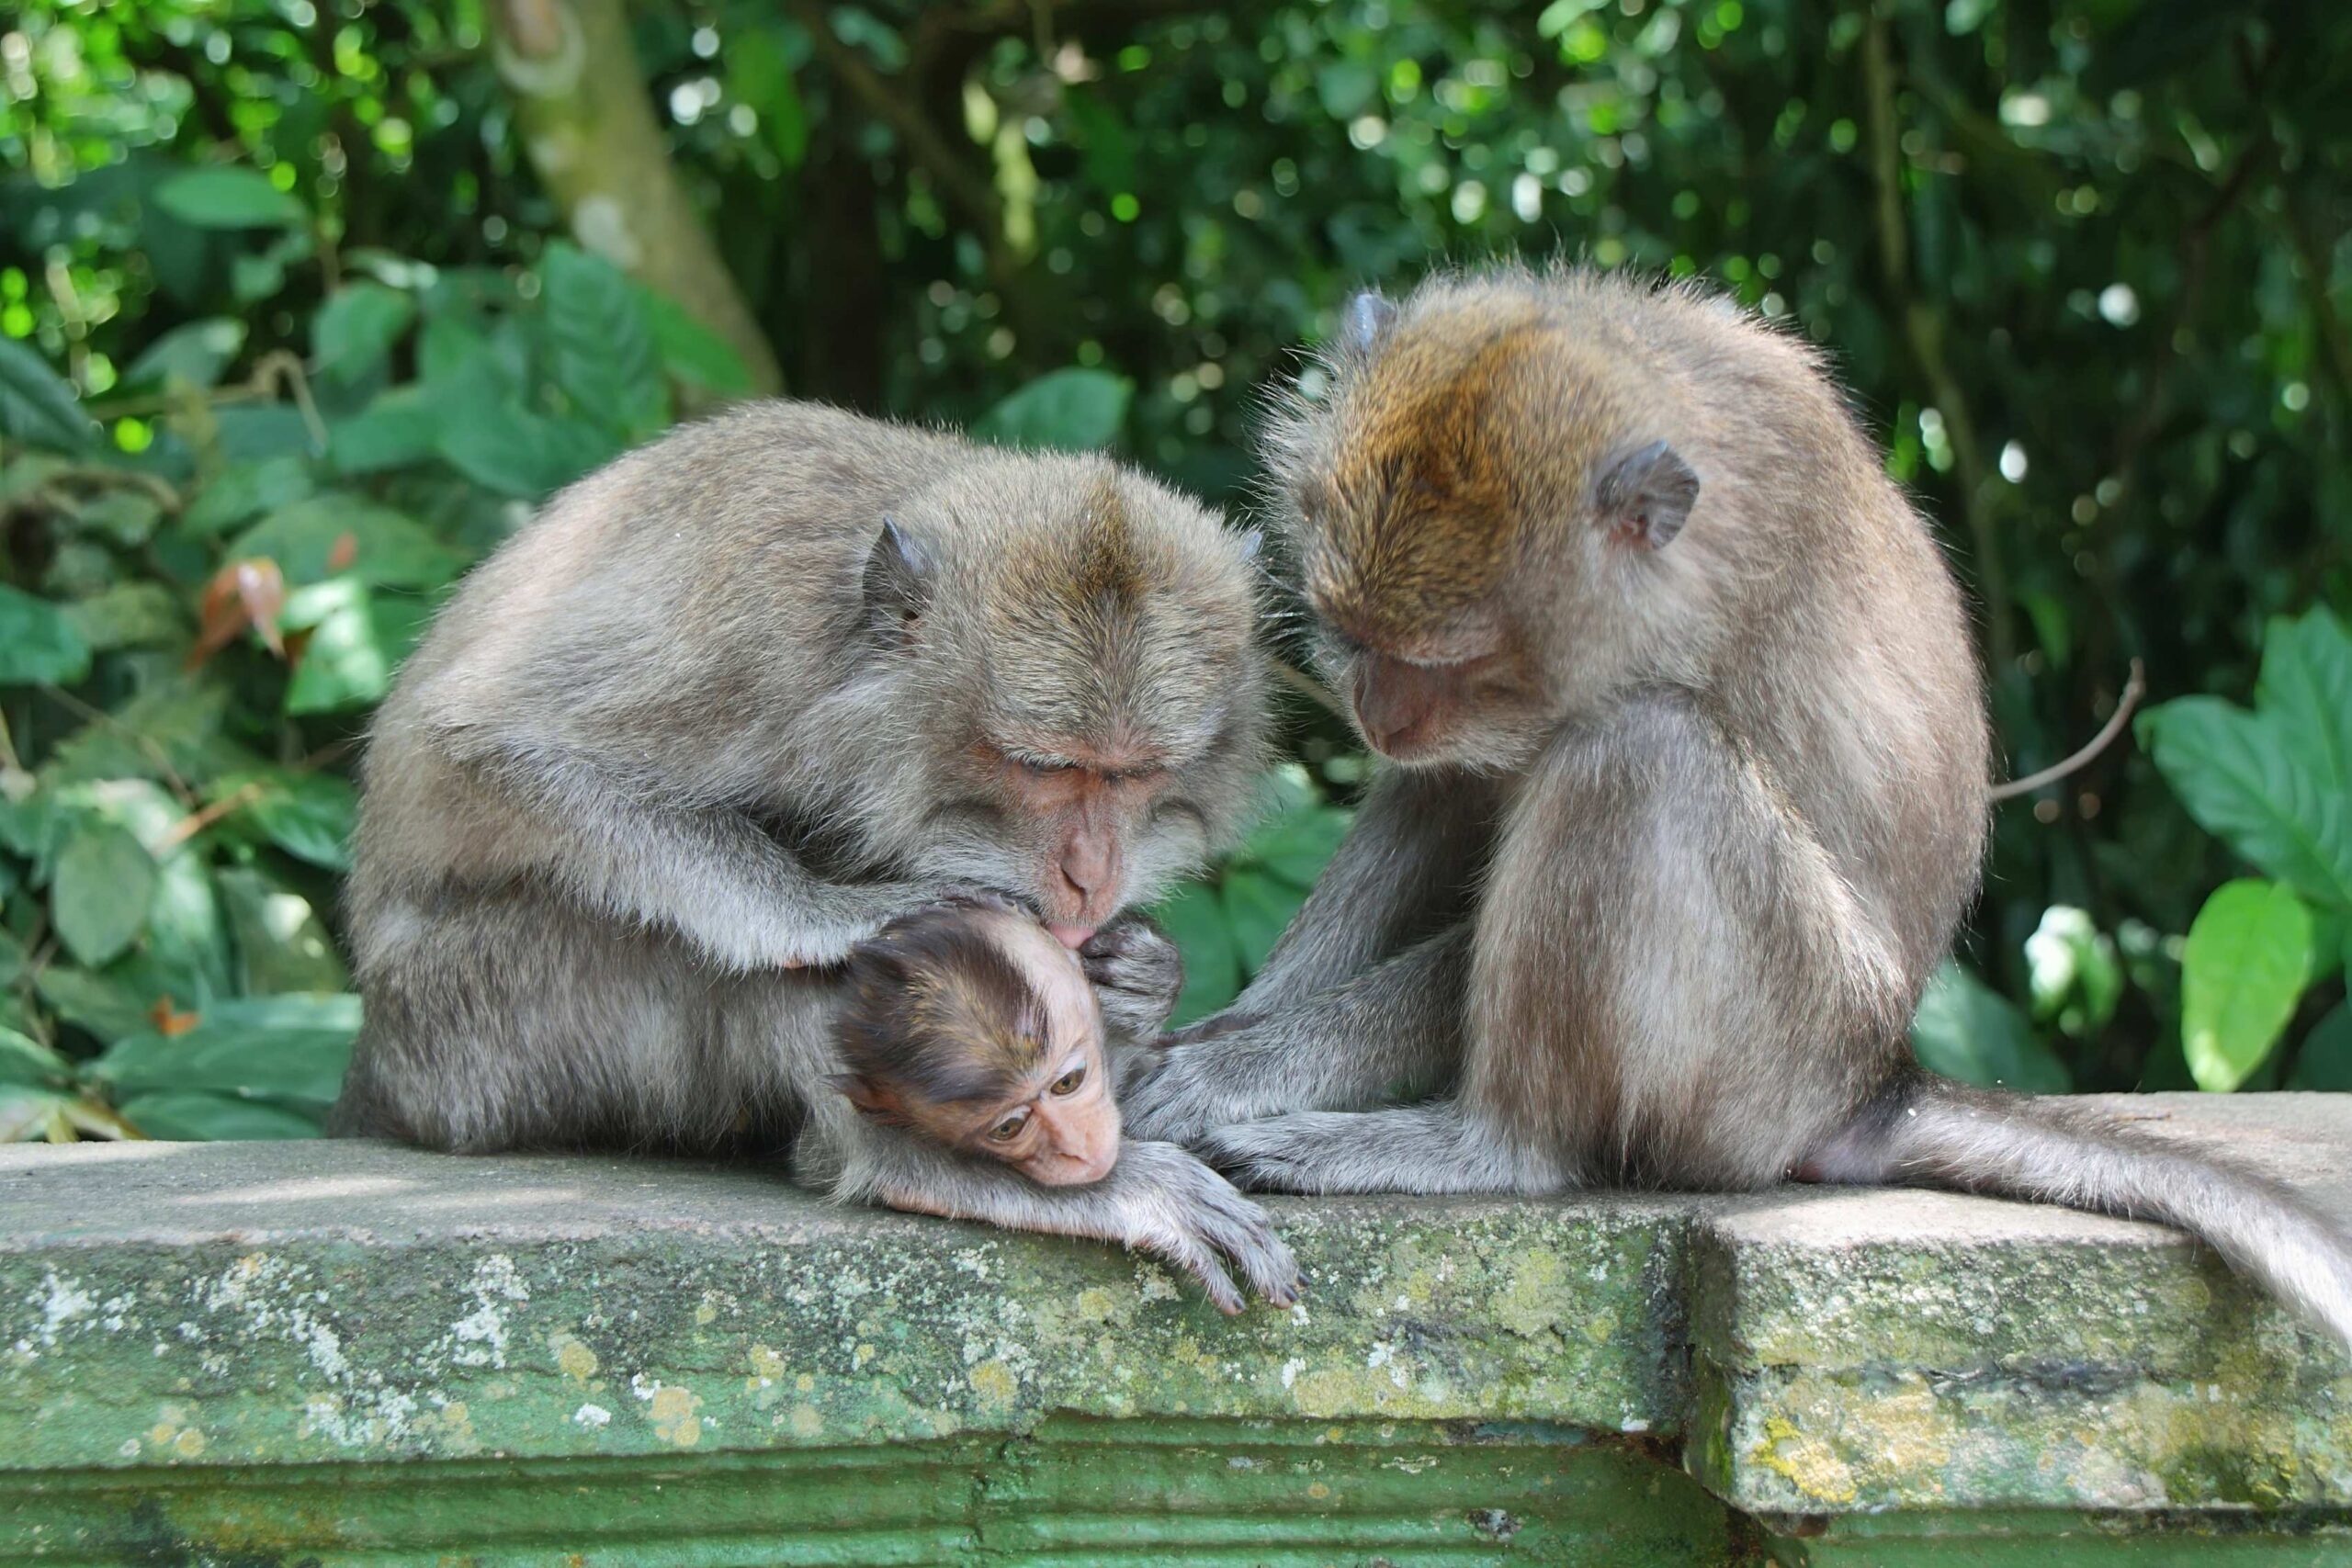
[
  {"xmin": 2180, "ymin": 878, "xmax": 2312, "ymax": 1092},
  {"xmin": 120, "ymin": 318, "xmax": 247, "ymax": 391},
  {"xmin": 231, "ymin": 496, "xmax": 466, "ymax": 589},
  {"xmin": 2142, "ymin": 697, "xmax": 2352, "ymax": 910},
  {"xmin": 117, "ymin": 1091, "xmax": 322, "ymax": 1141},
  {"xmin": 541, "ymin": 242, "xmax": 668, "ymax": 440},
  {"xmin": 93, "ymin": 992, "xmax": 360, "ymax": 1106}
]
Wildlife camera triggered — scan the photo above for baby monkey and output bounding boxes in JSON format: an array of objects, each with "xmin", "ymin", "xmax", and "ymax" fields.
[{"xmin": 834, "ymin": 896, "xmax": 1174, "ymax": 1190}]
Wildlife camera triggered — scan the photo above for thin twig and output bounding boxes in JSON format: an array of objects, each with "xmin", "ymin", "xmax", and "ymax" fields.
[
  {"xmin": 1265, "ymin": 655, "xmax": 1347, "ymax": 719},
  {"xmin": 1989, "ymin": 660, "xmax": 2146, "ymax": 802},
  {"xmin": 148, "ymin": 780, "xmax": 270, "ymax": 855}
]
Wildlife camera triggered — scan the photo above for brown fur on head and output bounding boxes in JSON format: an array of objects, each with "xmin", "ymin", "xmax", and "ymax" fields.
[
  {"xmin": 1266, "ymin": 268, "xmax": 1727, "ymax": 771},
  {"xmin": 834, "ymin": 897, "xmax": 1121, "ymax": 1187},
  {"xmin": 871, "ymin": 454, "xmax": 1269, "ymax": 944}
]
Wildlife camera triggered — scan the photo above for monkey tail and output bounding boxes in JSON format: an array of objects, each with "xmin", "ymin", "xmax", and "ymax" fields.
[{"xmin": 1805, "ymin": 1074, "xmax": 2352, "ymax": 1349}]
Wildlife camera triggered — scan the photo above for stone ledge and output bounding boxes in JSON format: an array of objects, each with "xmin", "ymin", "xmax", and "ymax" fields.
[{"xmin": 1, "ymin": 1095, "xmax": 2348, "ymax": 1561}]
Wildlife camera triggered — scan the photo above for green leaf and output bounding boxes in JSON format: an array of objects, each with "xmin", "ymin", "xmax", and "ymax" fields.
[
  {"xmin": 2180, "ymin": 878, "xmax": 2313, "ymax": 1092},
  {"xmin": 326, "ymin": 385, "xmax": 443, "ymax": 475},
  {"xmin": 313, "ymin": 282, "xmax": 417, "ymax": 385},
  {"xmin": 216, "ymin": 770, "xmax": 357, "ymax": 871},
  {"xmin": 64, "ymin": 582, "xmax": 184, "ymax": 651},
  {"xmin": 437, "ymin": 403, "xmax": 616, "ymax": 500},
  {"xmin": 151, "ymin": 167, "xmax": 309, "ymax": 231},
  {"xmin": 1152, "ymin": 880, "xmax": 1242, "ymax": 1027},
  {"xmin": 640, "ymin": 288, "xmax": 756, "ymax": 397},
  {"xmin": 218, "ymin": 869, "xmax": 348, "ymax": 994},
  {"xmin": 541, "ymin": 242, "xmax": 669, "ymax": 440},
  {"xmin": 974, "ymin": 369, "xmax": 1134, "ymax": 451},
  {"xmin": 2255, "ymin": 608, "xmax": 2352, "ymax": 802},
  {"xmin": 117, "ymin": 1091, "xmax": 322, "ymax": 1141},
  {"xmin": 2287, "ymin": 1002, "xmax": 2352, "ymax": 1092},
  {"xmin": 1239, "ymin": 806, "xmax": 1351, "ymax": 889},
  {"xmin": 182, "ymin": 456, "xmax": 317, "ymax": 536},
  {"xmin": 231, "ymin": 495, "xmax": 467, "ymax": 589},
  {"xmin": 120, "ymin": 318, "xmax": 247, "ymax": 391},
  {"xmin": 34, "ymin": 965, "xmax": 156, "ymax": 1043},
  {"xmin": 2142, "ymin": 697, "xmax": 2352, "ymax": 909},
  {"xmin": 0, "ymin": 584, "xmax": 93, "ymax": 686},
  {"xmin": 729, "ymin": 26, "xmax": 809, "ymax": 168},
  {"xmin": 51, "ymin": 821, "xmax": 158, "ymax": 967},
  {"xmin": 1910, "ymin": 962, "xmax": 2072, "ymax": 1093},
  {"xmin": 74, "ymin": 489, "xmax": 164, "ymax": 547},
  {"xmin": 0, "ymin": 336, "xmax": 97, "ymax": 452},
  {"xmin": 1221, "ymin": 867, "xmax": 1305, "ymax": 976},
  {"xmin": 279, "ymin": 578, "xmax": 435, "ymax": 715},
  {"xmin": 0, "ymin": 1028, "xmax": 73, "ymax": 1089},
  {"xmin": 94, "ymin": 993, "xmax": 360, "ymax": 1106}
]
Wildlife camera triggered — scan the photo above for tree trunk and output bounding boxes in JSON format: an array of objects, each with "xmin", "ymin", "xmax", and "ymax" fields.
[{"xmin": 491, "ymin": 0, "xmax": 784, "ymax": 397}]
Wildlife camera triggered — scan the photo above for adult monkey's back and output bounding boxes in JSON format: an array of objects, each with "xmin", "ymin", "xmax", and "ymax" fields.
[
  {"xmin": 335, "ymin": 401, "xmax": 1296, "ymax": 1314},
  {"xmin": 1126, "ymin": 267, "xmax": 2352, "ymax": 1345}
]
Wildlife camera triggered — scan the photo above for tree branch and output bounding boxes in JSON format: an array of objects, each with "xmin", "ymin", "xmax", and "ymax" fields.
[
  {"xmin": 1861, "ymin": 0, "xmax": 2013, "ymax": 671},
  {"xmin": 491, "ymin": 0, "xmax": 782, "ymax": 396}
]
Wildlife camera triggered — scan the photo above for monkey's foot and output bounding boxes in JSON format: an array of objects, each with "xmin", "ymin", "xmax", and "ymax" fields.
[{"xmin": 1197, "ymin": 1106, "xmax": 1544, "ymax": 1197}]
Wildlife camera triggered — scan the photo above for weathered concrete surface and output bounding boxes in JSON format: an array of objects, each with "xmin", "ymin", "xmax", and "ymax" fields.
[
  {"xmin": 0, "ymin": 1140, "xmax": 1688, "ymax": 1472},
  {"xmin": 2, "ymin": 1094, "xmax": 2350, "ymax": 1564},
  {"xmin": 1688, "ymin": 1094, "xmax": 2352, "ymax": 1517}
]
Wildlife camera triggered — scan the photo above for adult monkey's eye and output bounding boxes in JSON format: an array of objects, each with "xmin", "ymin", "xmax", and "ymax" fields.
[
  {"xmin": 1020, "ymin": 756, "xmax": 1075, "ymax": 776},
  {"xmin": 1050, "ymin": 1066, "xmax": 1086, "ymax": 1096}
]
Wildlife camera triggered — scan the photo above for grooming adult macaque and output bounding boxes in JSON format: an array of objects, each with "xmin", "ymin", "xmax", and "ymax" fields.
[
  {"xmin": 832, "ymin": 896, "xmax": 1178, "ymax": 1189},
  {"xmin": 1127, "ymin": 267, "xmax": 2352, "ymax": 1345},
  {"xmin": 333, "ymin": 401, "xmax": 1297, "ymax": 1314}
]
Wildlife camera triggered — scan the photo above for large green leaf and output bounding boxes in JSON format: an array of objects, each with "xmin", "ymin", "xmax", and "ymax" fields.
[
  {"xmin": 2255, "ymin": 608, "xmax": 2352, "ymax": 803},
  {"xmin": 0, "ymin": 585, "xmax": 93, "ymax": 686},
  {"xmin": 65, "ymin": 583, "xmax": 184, "ymax": 651},
  {"xmin": 313, "ymin": 282, "xmax": 417, "ymax": 385},
  {"xmin": 117, "ymin": 1091, "xmax": 323, "ymax": 1141},
  {"xmin": 33, "ymin": 966, "xmax": 154, "ymax": 1043},
  {"xmin": 974, "ymin": 369, "xmax": 1134, "ymax": 451},
  {"xmin": 50, "ymin": 821, "xmax": 157, "ymax": 968},
  {"xmin": 2179, "ymin": 878, "xmax": 2313, "ymax": 1092},
  {"xmin": 94, "ymin": 993, "xmax": 360, "ymax": 1107},
  {"xmin": 1152, "ymin": 880, "xmax": 1243, "ymax": 1027},
  {"xmin": 1909, "ymin": 962, "xmax": 2072, "ymax": 1093},
  {"xmin": 541, "ymin": 243, "xmax": 668, "ymax": 440},
  {"xmin": 151, "ymin": 167, "xmax": 309, "ymax": 231},
  {"xmin": 437, "ymin": 402, "xmax": 616, "ymax": 500},
  {"xmin": 230, "ymin": 496, "xmax": 467, "ymax": 590},
  {"xmin": 2142, "ymin": 697, "xmax": 2352, "ymax": 910},
  {"xmin": 0, "ymin": 336, "xmax": 97, "ymax": 452},
  {"xmin": 1221, "ymin": 867, "xmax": 1306, "ymax": 976},
  {"xmin": 218, "ymin": 869, "xmax": 349, "ymax": 994}
]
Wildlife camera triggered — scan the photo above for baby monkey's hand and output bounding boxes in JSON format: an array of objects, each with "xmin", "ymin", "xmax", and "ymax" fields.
[{"xmin": 1080, "ymin": 917, "xmax": 1185, "ymax": 1043}]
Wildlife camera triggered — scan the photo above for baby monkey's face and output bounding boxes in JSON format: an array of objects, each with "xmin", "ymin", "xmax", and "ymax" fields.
[{"xmin": 835, "ymin": 902, "xmax": 1122, "ymax": 1187}]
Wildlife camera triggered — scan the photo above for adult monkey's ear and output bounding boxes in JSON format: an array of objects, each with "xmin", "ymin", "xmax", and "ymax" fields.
[
  {"xmin": 1339, "ymin": 289, "xmax": 1398, "ymax": 360},
  {"xmin": 1594, "ymin": 439, "xmax": 1701, "ymax": 550},
  {"xmin": 863, "ymin": 516, "xmax": 934, "ymax": 649}
]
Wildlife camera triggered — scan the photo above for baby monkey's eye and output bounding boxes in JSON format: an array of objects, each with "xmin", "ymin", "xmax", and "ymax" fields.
[
  {"xmin": 988, "ymin": 1107, "xmax": 1033, "ymax": 1142},
  {"xmin": 1050, "ymin": 1066, "xmax": 1087, "ymax": 1096}
]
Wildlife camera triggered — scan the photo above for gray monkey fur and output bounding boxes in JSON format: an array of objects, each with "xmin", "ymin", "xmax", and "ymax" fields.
[
  {"xmin": 1125, "ymin": 265, "xmax": 2352, "ymax": 1348},
  {"xmin": 333, "ymin": 400, "xmax": 1296, "ymax": 1314}
]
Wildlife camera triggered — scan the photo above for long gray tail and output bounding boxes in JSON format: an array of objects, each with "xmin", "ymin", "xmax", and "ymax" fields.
[{"xmin": 1806, "ymin": 1075, "xmax": 2352, "ymax": 1349}]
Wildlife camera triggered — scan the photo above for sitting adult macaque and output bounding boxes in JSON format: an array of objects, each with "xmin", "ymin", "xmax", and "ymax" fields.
[
  {"xmin": 333, "ymin": 401, "xmax": 1297, "ymax": 1314},
  {"xmin": 1128, "ymin": 267, "xmax": 2352, "ymax": 1345},
  {"xmin": 832, "ymin": 897, "xmax": 1179, "ymax": 1190}
]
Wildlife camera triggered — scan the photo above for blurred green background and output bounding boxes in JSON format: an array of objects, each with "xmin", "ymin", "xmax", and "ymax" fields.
[{"xmin": 0, "ymin": 0, "xmax": 2346, "ymax": 1140}]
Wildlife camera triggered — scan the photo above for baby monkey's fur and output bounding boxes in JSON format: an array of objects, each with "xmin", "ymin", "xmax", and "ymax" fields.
[{"xmin": 1128, "ymin": 266, "xmax": 2352, "ymax": 1347}]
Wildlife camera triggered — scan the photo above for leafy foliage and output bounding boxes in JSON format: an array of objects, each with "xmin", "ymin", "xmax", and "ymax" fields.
[
  {"xmin": 2141, "ymin": 609, "xmax": 2352, "ymax": 1091},
  {"xmin": 1, "ymin": 0, "xmax": 2346, "ymax": 1133}
]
